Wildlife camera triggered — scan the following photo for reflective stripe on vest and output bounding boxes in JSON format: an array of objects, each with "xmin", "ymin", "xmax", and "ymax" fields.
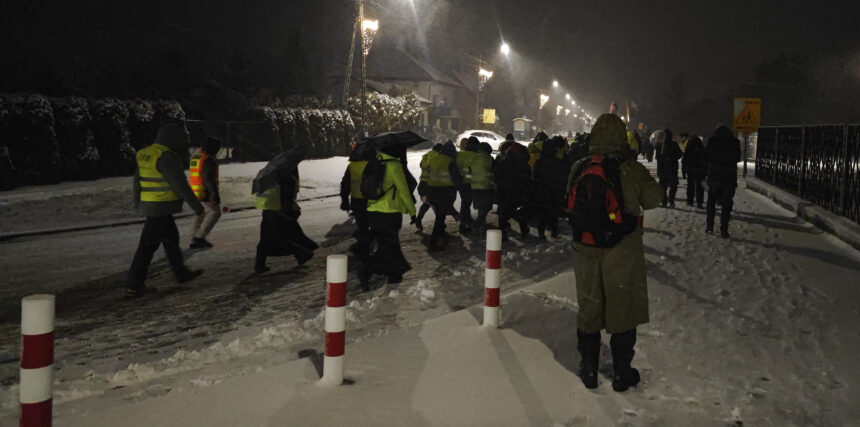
[
  {"xmin": 255, "ymin": 184, "xmax": 282, "ymax": 210},
  {"xmin": 419, "ymin": 151, "xmax": 438, "ymax": 183},
  {"xmin": 137, "ymin": 144, "xmax": 179, "ymax": 202},
  {"xmin": 458, "ymin": 151, "xmax": 476, "ymax": 183},
  {"xmin": 428, "ymin": 154, "xmax": 453, "ymax": 187},
  {"xmin": 189, "ymin": 151, "xmax": 209, "ymax": 200},
  {"xmin": 348, "ymin": 160, "xmax": 368, "ymax": 199}
]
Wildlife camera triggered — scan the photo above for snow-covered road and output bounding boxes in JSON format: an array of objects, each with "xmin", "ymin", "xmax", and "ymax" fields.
[{"xmin": 1, "ymin": 160, "xmax": 859, "ymax": 424}]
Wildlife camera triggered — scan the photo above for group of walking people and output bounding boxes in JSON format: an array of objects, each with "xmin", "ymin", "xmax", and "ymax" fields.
[{"xmin": 122, "ymin": 116, "xmax": 743, "ymax": 394}]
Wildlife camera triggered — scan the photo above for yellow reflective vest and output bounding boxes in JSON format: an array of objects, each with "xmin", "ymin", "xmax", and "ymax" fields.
[
  {"xmin": 348, "ymin": 160, "xmax": 368, "ymax": 199},
  {"xmin": 136, "ymin": 143, "xmax": 179, "ymax": 202},
  {"xmin": 255, "ymin": 184, "xmax": 282, "ymax": 210},
  {"xmin": 427, "ymin": 154, "xmax": 454, "ymax": 187},
  {"xmin": 457, "ymin": 150, "xmax": 478, "ymax": 184}
]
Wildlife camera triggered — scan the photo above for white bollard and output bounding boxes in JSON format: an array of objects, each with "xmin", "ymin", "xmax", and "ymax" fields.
[
  {"xmin": 483, "ymin": 230, "xmax": 502, "ymax": 327},
  {"xmin": 322, "ymin": 255, "xmax": 347, "ymax": 385},
  {"xmin": 20, "ymin": 294, "xmax": 55, "ymax": 427}
]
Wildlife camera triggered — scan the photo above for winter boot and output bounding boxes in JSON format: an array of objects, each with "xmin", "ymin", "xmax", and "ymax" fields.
[
  {"xmin": 610, "ymin": 329, "xmax": 640, "ymax": 392},
  {"xmin": 124, "ymin": 286, "xmax": 157, "ymax": 298},
  {"xmin": 720, "ymin": 229, "xmax": 731, "ymax": 239},
  {"xmin": 254, "ymin": 250, "xmax": 270, "ymax": 274},
  {"xmin": 577, "ymin": 329, "xmax": 601, "ymax": 389}
]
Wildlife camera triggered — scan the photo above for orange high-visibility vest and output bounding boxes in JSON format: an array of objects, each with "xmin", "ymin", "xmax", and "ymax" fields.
[{"xmin": 189, "ymin": 151, "xmax": 217, "ymax": 200}]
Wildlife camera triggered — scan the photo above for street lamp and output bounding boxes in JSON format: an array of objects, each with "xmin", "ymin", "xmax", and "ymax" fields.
[
  {"xmin": 360, "ymin": 14, "xmax": 379, "ymax": 136},
  {"xmin": 565, "ymin": 93, "xmax": 570, "ymax": 100},
  {"xmin": 475, "ymin": 64, "xmax": 494, "ymax": 127},
  {"xmin": 556, "ymin": 105, "xmax": 563, "ymax": 115},
  {"xmin": 539, "ymin": 94, "xmax": 549, "ymax": 109},
  {"xmin": 552, "ymin": 80, "xmax": 559, "ymax": 88},
  {"xmin": 500, "ymin": 42, "xmax": 511, "ymax": 56}
]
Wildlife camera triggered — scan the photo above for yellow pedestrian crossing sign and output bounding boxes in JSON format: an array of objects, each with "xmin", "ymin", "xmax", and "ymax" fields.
[
  {"xmin": 733, "ymin": 98, "xmax": 761, "ymax": 133},
  {"xmin": 482, "ymin": 108, "xmax": 496, "ymax": 124}
]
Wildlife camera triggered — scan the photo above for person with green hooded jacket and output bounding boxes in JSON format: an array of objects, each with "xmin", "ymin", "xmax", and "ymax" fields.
[
  {"xmin": 359, "ymin": 144, "xmax": 416, "ymax": 290},
  {"xmin": 567, "ymin": 113, "xmax": 663, "ymax": 392}
]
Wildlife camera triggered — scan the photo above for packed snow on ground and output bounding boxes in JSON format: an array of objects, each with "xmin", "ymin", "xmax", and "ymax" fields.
[{"xmin": 1, "ymin": 160, "xmax": 859, "ymax": 425}]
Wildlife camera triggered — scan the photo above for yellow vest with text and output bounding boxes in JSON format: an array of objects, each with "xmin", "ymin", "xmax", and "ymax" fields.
[{"xmin": 137, "ymin": 144, "xmax": 179, "ymax": 202}]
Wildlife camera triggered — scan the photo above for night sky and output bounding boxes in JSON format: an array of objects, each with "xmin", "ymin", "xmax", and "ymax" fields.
[{"xmin": 2, "ymin": 0, "xmax": 858, "ymax": 127}]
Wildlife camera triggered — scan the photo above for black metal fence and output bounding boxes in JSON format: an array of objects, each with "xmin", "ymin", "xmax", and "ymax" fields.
[{"xmin": 755, "ymin": 124, "xmax": 860, "ymax": 224}]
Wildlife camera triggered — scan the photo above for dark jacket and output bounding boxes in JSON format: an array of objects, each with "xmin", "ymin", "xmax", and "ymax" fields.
[
  {"xmin": 567, "ymin": 135, "xmax": 590, "ymax": 165},
  {"xmin": 682, "ymin": 137, "xmax": 707, "ymax": 180},
  {"xmin": 201, "ymin": 153, "xmax": 220, "ymax": 204},
  {"xmin": 656, "ymin": 132, "xmax": 682, "ymax": 183},
  {"xmin": 495, "ymin": 142, "xmax": 531, "ymax": 207},
  {"xmin": 706, "ymin": 126, "xmax": 742, "ymax": 186},
  {"xmin": 533, "ymin": 138, "xmax": 571, "ymax": 207}
]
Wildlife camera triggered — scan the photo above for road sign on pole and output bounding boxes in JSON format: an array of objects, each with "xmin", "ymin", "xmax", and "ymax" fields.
[
  {"xmin": 482, "ymin": 109, "xmax": 496, "ymax": 124},
  {"xmin": 733, "ymin": 97, "xmax": 761, "ymax": 134},
  {"xmin": 734, "ymin": 97, "xmax": 761, "ymax": 177}
]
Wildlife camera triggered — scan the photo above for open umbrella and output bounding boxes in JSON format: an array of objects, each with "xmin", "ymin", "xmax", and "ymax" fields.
[
  {"xmin": 251, "ymin": 149, "xmax": 305, "ymax": 194},
  {"xmin": 348, "ymin": 142, "xmax": 376, "ymax": 162},
  {"xmin": 364, "ymin": 130, "xmax": 427, "ymax": 150}
]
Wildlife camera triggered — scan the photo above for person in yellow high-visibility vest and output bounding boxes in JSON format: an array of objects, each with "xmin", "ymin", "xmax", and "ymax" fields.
[
  {"xmin": 339, "ymin": 142, "xmax": 375, "ymax": 260},
  {"xmin": 253, "ymin": 158, "xmax": 319, "ymax": 274},
  {"xmin": 188, "ymin": 137, "xmax": 222, "ymax": 249},
  {"xmin": 456, "ymin": 137, "xmax": 481, "ymax": 233},
  {"xmin": 126, "ymin": 123, "xmax": 205, "ymax": 297},
  {"xmin": 424, "ymin": 140, "xmax": 463, "ymax": 251}
]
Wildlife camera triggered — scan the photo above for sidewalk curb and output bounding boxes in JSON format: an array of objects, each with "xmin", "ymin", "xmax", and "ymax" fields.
[
  {"xmin": 0, "ymin": 193, "xmax": 340, "ymax": 243},
  {"xmin": 746, "ymin": 177, "xmax": 860, "ymax": 250}
]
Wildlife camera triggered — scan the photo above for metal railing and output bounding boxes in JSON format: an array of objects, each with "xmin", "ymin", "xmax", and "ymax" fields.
[{"xmin": 755, "ymin": 124, "xmax": 860, "ymax": 224}]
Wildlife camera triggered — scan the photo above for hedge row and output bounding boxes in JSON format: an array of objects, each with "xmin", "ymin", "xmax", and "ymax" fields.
[
  {"xmin": 250, "ymin": 106, "xmax": 356, "ymax": 160},
  {"xmin": 0, "ymin": 94, "xmax": 184, "ymax": 190}
]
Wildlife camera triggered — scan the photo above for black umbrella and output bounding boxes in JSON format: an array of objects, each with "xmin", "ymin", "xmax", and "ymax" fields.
[
  {"xmin": 252, "ymin": 149, "xmax": 305, "ymax": 194},
  {"xmin": 365, "ymin": 130, "xmax": 427, "ymax": 150}
]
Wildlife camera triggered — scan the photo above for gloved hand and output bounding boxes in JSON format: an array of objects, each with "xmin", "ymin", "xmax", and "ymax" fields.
[{"xmin": 340, "ymin": 198, "xmax": 350, "ymax": 212}]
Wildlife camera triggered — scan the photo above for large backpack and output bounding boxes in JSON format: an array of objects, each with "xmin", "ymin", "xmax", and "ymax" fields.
[
  {"xmin": 567, "ymin": 155, "xmax": 639, "ymax": 248},
  {"xmin": 360, "ymin": 157, "xmax": 393, "ymax": 201}
]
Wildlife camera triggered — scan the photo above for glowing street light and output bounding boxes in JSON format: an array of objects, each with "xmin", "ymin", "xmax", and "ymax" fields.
[
  {"xmin": 478, "ymin": 67, "xmax": 494, "ymax": 90},
  {"xmin": 361, "ymin": 19, "xmax": 379, "ymax": 56},
  {"xmin": 556, "ymin": 105, "xmax": 563, "ymax": 116},
  {"xmin": 565, "ymin": 108, "xmax": 571, "ymax": 116},
  {"xmin": 552, "ymin": 80, "xmax": 559, "ymax": 88},
  {"xmin": 565, "ymin": 93, "xmax": 571, "ymax": 100},
  {"xmin": 539, "ymin": 93, "xmax": 550, "ymax": 109},
  {"xmin": 500, "ymin": 42, "xmax": 511, "ymax": 56}
]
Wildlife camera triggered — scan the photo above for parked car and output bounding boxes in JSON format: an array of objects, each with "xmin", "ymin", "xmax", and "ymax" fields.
[{"xmin": 455, "ymin": 130, "xmax": 507, "ymax": 151}]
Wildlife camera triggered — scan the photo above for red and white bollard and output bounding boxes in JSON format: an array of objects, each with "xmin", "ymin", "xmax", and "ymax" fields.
[
  {"xmin": 483, "ymin": 230, "xmax": 502, "ymax": 328},
  {"xmin": 322, "ymin": 255, "xmax": 347, "ymax": 385},
  {"xmin": 20, "ymin": 294, "xmax": 55, "ymax": 427}
]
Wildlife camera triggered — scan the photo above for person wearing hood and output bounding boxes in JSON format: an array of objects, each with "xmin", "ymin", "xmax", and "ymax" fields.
[
  {"xmin": 528, "ymin": 131, "xmax": 548, "ymax": 170},
  {"xmin": 340, "ymin": 141, "xmax": 376, "ymax": 259},
  {"xmin": 567, "ymin": 113, "xmax": 663, "ymax": 392},
  {"xmin": 682, "ymin": 135, "xmax": 707, "ymax": 208},
  {"xmin": 532, "ymin": 136, "xmax": 571, "ymax": 238},
  {"xmin": 471, "ymin": 142, "xmax": 496, "ymax": 236},
  {"xmin": 457, "ymin": 137, "xmax": 481, "ymax": 234},
  {"xmin": 359, "ymin": 144, "xmax": 416, "ymax": 289},
  {"xmin": 254, "ymin": 151, "xmax": 319, "ymax": 273},
  {"xmin": 656, "ymin": 129, "xmax": 683, "ymax": 207},
  {"xmin": 126, "ymin": 123, "xmax": 205, "ymax": 297},
  {"xmin": 425, "ymin": 140, "xmax": 464, "ymax": 250},
  {"xmin": 495, "ymin": 141, "xmax": 531, "ymax": 240},
  {"xmin": 705, "ymin": 125, "xmax": 742, "ymax": 238}
]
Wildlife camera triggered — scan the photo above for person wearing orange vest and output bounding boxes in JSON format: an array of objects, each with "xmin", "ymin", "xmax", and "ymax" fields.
[
  {"xmin": 189, "ymin": 137, "xmax": 222, "ymax": 249},
  {"xmin": 126, "ymin": 123, "xmax": 205, "ymax": 297}
]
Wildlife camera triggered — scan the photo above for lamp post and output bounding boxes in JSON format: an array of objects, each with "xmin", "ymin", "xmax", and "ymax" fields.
[
  {"xmin": 360, "ymin": 11, "xmax": 378, "ymax": 137},
  {"xmin": 475, "ymin": 64, "xmax": 493, "ymax": 128}
]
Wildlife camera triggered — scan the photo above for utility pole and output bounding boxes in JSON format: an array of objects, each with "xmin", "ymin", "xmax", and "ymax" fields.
[
  {"xmin": 341, "ymin": 3, "xmax": 359, "ymax": 108},
  {"xmin": 475, "ymin": 58, "xmax": 481, "ymax": 129}
]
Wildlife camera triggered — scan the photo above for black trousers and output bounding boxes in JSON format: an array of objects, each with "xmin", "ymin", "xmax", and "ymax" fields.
[
  {"xmin": 706, "ymin": 183, "xmax": 736, "ymax": 232},
  {"xmin": 127, "ymin": 215, "xmax": 185, "ymax": 289},
  {"xmin": 459, "ymin": 184, "xmax": 473, "ymax": 225},
  {"xmin": 659, "ymin": 177, "xmax": 678, "ymax": 205},
  {"xmin": 472, "ymin": 189, "xmax": 494, "ymax": 232},
  {"xmin": 361, "ymin": 212, "xmax": 411, "ymax": 280},
  {"xmin": 351, "ymin": 198, "xmax": 371, "ymax": 259},
  {"xmin": 416, "ymin": 202, "xmax": 432, "ymax": 222},
  {"xmin": 428, "ymin": 187, "xmax": 458, "ymax": 240},
  {"xmin": 686, "ymin": 177, "xmax": 705, "ymax": 206}
]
